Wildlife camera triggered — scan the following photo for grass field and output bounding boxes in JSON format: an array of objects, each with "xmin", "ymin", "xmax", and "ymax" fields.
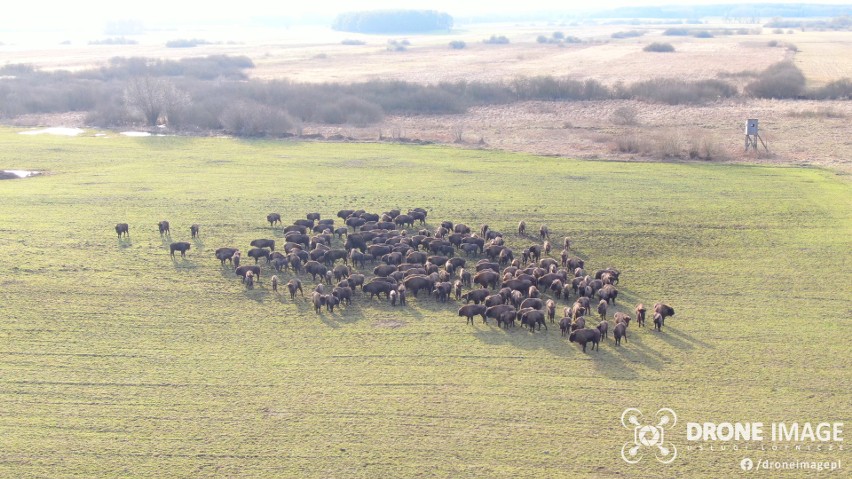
[{"xmin": 0, "ymin": 129, "xmax": 849, "ymax": 478}]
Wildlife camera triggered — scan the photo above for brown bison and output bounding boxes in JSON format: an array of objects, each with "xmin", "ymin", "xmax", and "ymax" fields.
[
  {"xmin": 287, "ymin": 279, "xmax": 303, "ymax": 299},
  {"xmin": 215, "ymin": 247, "xmax": 238, "ymax": 265},
  {"xmin": 250, "ymin": 239, "xmax": 275, "ymax": 252},
  {"xmin": 635, "ymin": 304, "xmax": 647, "ymax": 327},
  {"xmin": 267, "ymin": 213, "xmax": 282, "ymax": 226},
  {"xmin": 236, "ymin": 265, "xmax": 261, "ymax": 283},
  {"xmin": 169, "ymin": 242, "xmax": 190, "ymax": 258},
  {"xmin": 614, "ymin": 322, "xmax": 627, "ymax": 346},
  {"xmin": 518, "ymin": 221, "xmax": 526, "ymax": 236},
  {"xmin": 115, "ymin": 223, "xmax": 129, "ymax": 238},
  {"xmin": 158, "ymin": 221, "xmax": 170, "ymax": 236},
  {"xmin": 654, "ymin": 303, "xmax": 675, "ymax": 324},
  {"xmin": 458, "ymin": 304, "xmax": 488, "ymax": 324},
  {"xmin": 569, "ymin": 328, "xmax": 601, "ymax": 352},
  {"xmin": 190, "ymin": 224, "xmax": 200, "ymax": 238}
]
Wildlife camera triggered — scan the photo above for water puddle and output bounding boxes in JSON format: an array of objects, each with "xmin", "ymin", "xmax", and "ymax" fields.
[
  {"xmin": 19, "ymin": 127, "xmax": 84, "ymax": 136},
  {"xmin": 1, "ymin": 170, "xmax": 42, "ymax": 179}
]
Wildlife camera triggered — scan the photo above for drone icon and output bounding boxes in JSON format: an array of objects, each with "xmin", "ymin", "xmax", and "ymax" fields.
[{"xmin": 620, "ymin": 408, "xmax": 678, "ymax": 464}]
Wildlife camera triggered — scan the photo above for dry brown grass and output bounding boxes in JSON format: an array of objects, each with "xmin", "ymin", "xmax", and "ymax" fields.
[{"xmin": 4, "ymin": 22, "xmax": 851, "ymax": 172}]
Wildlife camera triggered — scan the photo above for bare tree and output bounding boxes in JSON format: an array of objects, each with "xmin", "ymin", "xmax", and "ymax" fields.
[{"xmin": 123, "ymin": 76, "xmax": 188, "ymax": 126}]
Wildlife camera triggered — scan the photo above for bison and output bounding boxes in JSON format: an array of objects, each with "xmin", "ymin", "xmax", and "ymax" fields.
[
  {"xmin": 569, "ymin": 328, "xmax": 601, "ymax": 352},
  {"xmin": 635, "ymin": 304, "xmax": 647, "ymax": 327},
  {"xmin": 458, "ymin": 304, "xmax": 488, "ymax": 324},
  {"xmin": 236, "ymin": 265, "xmax": 261, "ymax": 283},
  {"xmin": 169, "ymin": 242, "xmax": 190, "ymax": 258},
  {"xmin": 654, "ymin": 303, "xmax": 675, "ymax": 324},
  {"xmin": 190, "ymin": 224, "xmax": 200, "ymax": 238},
  {"xmin": 287, "ymin": 279, "xmax": 303, "ymax": 299},
  {"xmin": 215, "ymin": 247, "xmax": 238, "ymax": 265},
  {"xmin": 115, "ymin": 223, "xmax": 129, "ymax": 238},
  {"xmin": 158, "ymin": 221, "xmax": 170, "ymax": 236},
  {"xmin": 250, "ymin": 239, "xmax": 275, "ymax": 252},
  {"xmin": 614, "ymin": 322, "xmax": 627, "ymax": 346},
  {"xmin": 267, "ymin": 213, "xmax": 281, "ymax": 226}
]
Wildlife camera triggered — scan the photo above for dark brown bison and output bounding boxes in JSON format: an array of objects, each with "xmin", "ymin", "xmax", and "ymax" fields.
[
  {"xmin": 250, "ymin": 239, "xmax": 275, "ymax": 252},
  {"xmin": 635, "ymin": 304, "xmax": 647, "ymax": 327},
  {"xmin": 518, "ymin": 221, "xmax": 526, "ymax": 236},
  {"xmin": 473, "ymin": 270, "xmax": 499, "ymax": 290},
  {"xmin": 311, "ymin": 292, "xmax": 325, "ymax": 313},
  {"xmin": 190, "ymin": 224, "xmax": 200, "ymax": 238},
  {"xmin": 236, "ymin": 265, "xmax": 261, "ymax": 283},
  {"xmin": 271, "ymin": 275, "xmax": 279, "ymax": 292},
  {"xmin": 287, "ymin": 279, "xmax": 303, "ymax": 299},
  {"xmin": 519, "ymin": 297, "xmax": 543, "ymax": 311},
  {"xmin": 158, "ymin": 221, "xmax": 170, "ymax": 236},
  {"xmin": 304, "ymin": 261, "xmax": 328, "ymax": 282},
  {"xmin": 597, "ymin": 300, "xmax": 608, "ymax": 321},
  {"xmin": 521, "ymin": 310, "xmax": 547, "ymax": 331},
  {"xmin": 267, "ymin": 213, "xmax": 281, "ymax": 226},
  {"xmin": 215, "ymin": 247, "xmax": 238, "ymax": 265},
  {"xmin": 306, "ymin": 212, "xmax": 320, "ymax": 221},
  {"xmin": 337, "ymin": 209, "xmax": 355, "ymax": 220},
  {"xmin": 169, "ymin": 242, "xmax": 190, "ymax": 258},
  {"xmin": 546, "ymin": 299, "xmax": 556, "ymax": 323},
  {"xmin": 115, "ymin": 223, "xmax": 129, "ymax": 238},
  {"xmin": 539, "ymin": 224, "xmax": 549, "ymax": 240},
  {"xmin": 362, "ymin": 281, "xmax": 394, "ymax": 300},
  {"xmin": 654, "ymin": 303, "xmax": 675, "ymax": 323},
  {"xmin": 333, "ymin": 286, "xmax": 352, "ymax": 305},
  {"xmin": 461, "ymin": 288, "xmax": 491, "ymax": 305},
  {"xmin": 458, "ymin": 304, "xmax": 487, "ymax": 324},
  {"xmin": 484, "ymin": 294, "xmax": 504, "ymax": 308},
  {"xmin": 248, "ymin": 248, "xmax": 271, "ymax": 264},
  {"xmin": 599, "ymin": 285, "xmax": 618, "ymax": 304},
  {"xmin": 560, "ymin": 317, "xmax": 572, "ymax": 336},
  {"xmin": 569, "ymin": 328, "xmax": 601, "ymax": 352},
  {"xmin": 654, "ymin": 313, "xmax": 664, "ymax": 331},
  {"xmin": 498, "ymin": 311, "xmax": 516, "ymax": 329},
  {"xmin": 614, "ymin": 322, "xmax": 627, "ymax": 346},
  {"xmin": 571, "ymin": 316, "xmax": 586, "ymax": 332},
  {"xmin": 597, "ymin": 320, "xmax": 609, "ymax": 339}
]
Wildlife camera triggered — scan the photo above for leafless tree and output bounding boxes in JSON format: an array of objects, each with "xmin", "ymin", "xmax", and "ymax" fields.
[{"xmin": 123, "ymin": 76, "xmax": 188, "ymax": 126}]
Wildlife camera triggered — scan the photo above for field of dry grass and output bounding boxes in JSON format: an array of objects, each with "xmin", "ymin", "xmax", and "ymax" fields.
[{"xmin": 3, "ymin": 21, "xmax": 851, "ymax": 172}]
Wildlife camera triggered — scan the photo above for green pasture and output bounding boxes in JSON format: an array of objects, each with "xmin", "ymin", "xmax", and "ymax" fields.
[{"xmin": 0, "ymin": 129, "xmax": 849, "ymax": 478}]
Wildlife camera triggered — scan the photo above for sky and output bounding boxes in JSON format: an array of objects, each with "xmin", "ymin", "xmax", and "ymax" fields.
[{"xmin": 1, "ymin": 0, "xmax": 848, "ymax": 32}]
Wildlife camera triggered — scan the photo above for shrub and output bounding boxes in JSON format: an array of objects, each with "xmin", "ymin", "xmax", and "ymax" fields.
[
  {"xmin": 610, "ymin": 106, "xmax": 639, "ymax": 125},
  {"xmin": 663, "ymin": 28, "xmax": 690, "ymax": 36},
  {"xmin": 220, "ymin": 101, "xmax": 294, "ymax": 137},
  {"xmin": 341, "ymin": 39, "xmax": 366, "ymax": 45},
  {"xmin": 809, "ymin": 78, "xmax": 852, "ymax": 99},
  {"xmin": 693, "ymin": 31, "xmax": 714, "ymax": 38},
  {"xmin": 626, "ymin": 78, "xmax": 736, "ymax": 104},
  {"xmin": 165, "ymin": 39, "xmax": 211, "ymax": 48},
  {"xmin": 767, "ymin": 40, "xmax": 779, "ymax": 47},
  {"xmin": 746, "ymin": 61, "xmax": 806, "ymax": 99},
  {"xmin": 483, "ymin": 35, "xmax": 509, "ymax": 44},
  {"xmin": 448, "ymin": 40, "xmax": 466, "ymax": 49},
  {"xmin": 387, "ymin": 39, "xmax": 408, "ymax": 51},
  {"xmin": 643, "ymin": 42, "xmax": 675, "ymax": 52},
  {"xmin": 552, "ymin": 31, "xmax": 564, "ymax": 40},
  {"xmin": 611, "ymin": 30, "xmax": 644, "ymax": 39},
  {"xmin": 563, "ymin": 36, "xmax": 582, "ymax": 43},
  {"xmin": 536, "ymin": 35, "xmax": 549, "ymax": 44}
]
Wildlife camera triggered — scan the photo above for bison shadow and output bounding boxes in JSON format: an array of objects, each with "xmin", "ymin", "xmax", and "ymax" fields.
[
  {"xmin": 191, "ymin": 237, "xmax": 204, "ymax": 251},
  {"xmin": 243, "ymin": 286, "xmax": 269, "ymax": 303},
  {"xmin": 117, "ymin": 238, "xmax": 132, "ymax": 248}
]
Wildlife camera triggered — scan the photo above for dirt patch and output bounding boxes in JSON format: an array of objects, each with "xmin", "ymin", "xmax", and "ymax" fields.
[{"xmin": 373, "ymin": 319, "xmax": 407, "ymax": 328}]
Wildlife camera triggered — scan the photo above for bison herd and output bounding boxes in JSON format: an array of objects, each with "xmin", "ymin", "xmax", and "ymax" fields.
[{"xmin": 116, "ymin": 209, "xmax": 677, "ymax": 352}]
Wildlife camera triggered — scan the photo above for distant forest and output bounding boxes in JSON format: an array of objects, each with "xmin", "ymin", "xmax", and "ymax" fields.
[{"xmin": 332, "ymin": 10, "xmax": 453, "ymax": 34}]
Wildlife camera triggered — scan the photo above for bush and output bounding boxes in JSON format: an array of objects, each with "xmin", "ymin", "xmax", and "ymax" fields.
[
  {"xmin": 483, "ymin": 35, "xmax": 509, "ymax": 44},
  {"xmin": 220, "ymin": 101, "xmax": 294, "ymax": 137},
  {"xmin": 610, "ymin": 106, "xmax": 639, "ymax": 125},
  {"xmin": 165, "ymin": 39, "xmax": 210, "ymax": 48},
  {"xmin": 746, "ymin": 61, "xmax": 806, "ymax": 99},
  {"xmin": 387, "ymin": 39, "xmax": 408, "ymax": 51},
  {"xmin": 626, "ymin": 78, "xmax": 737, "ymax": 104},
  {"xmin": 663, "ymin": 28, "xmax": 690, "ymax": 36},
  {"xmin": 809, "ymin": 78, "xmax": 852, "ymax": 99},
  {"xmin": 693, "ymin": 31, "xmax": 714, "ymax": 38},
  {"xmin": 448, "ymin": 40, "xmax": 466, "ymax": 49},
  {"xmin": 643, "ymin": 42, "xmax": 675, "ymax": 52},
  {"xmin": 767, "ymin": 40, "xmax": 779, "ymax": 47},
  {"xmin": 341, "ymin": 39, "xmax": 366, "ymax": 45},
  {"xmin": 611, "ymin": 30, "xmax": 644, "ymax": 39},
  {"xmin": 552, "ymin": 31, "xmax": 564, "ymax": 40},
  {"xmin": 536, "ymin": 35, "xmax": 549, "ymax": 44}
]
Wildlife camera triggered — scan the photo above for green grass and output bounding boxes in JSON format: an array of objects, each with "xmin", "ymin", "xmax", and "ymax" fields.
[{"xmin": 0, "ymin": 129, "xmax": 850, "ymax": 478}]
